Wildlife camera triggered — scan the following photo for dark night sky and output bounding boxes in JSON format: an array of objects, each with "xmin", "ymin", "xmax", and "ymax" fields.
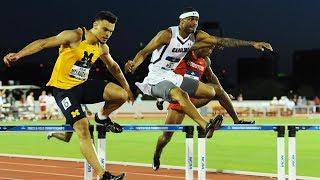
[{"xmin": 1, "ymin": 0, "xmax": 320, "ymax": 85}]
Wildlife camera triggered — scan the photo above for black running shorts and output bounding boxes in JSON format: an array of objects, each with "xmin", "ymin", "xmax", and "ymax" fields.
[{"xmin": 52, "ymin": 79, "xmax": 108, "ymax": 126}]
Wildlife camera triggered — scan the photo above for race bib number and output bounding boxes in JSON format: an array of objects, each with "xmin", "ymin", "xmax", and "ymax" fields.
[
  {"xmin": 165, "ymin": 61, "xmax": 175, "ymax": 70},
  {"xmin": 164, "ymin": 56, "xmax": 180, "ymax": 70},
  {"xmin": 61, "ymin": 97, "xmax": 71, "ymax": 110},
  {"xmin": 69, "ymin": 65, "xmax": 90, "ymax": 81},
  {"xmin": 184, "ymin": 70, "xmax": 200, "ymax": 80}
]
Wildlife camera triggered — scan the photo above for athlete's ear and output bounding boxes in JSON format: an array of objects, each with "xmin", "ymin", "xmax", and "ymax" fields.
[
  {"xmin": 179, "ymin": 19, "xmax": 184, "ymax": 26},
  {"xmin": 93, "ymin": 21, "xmax": 98, "ymax": 29}
]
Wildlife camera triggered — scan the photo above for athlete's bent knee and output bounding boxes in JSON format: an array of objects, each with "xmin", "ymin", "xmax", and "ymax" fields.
[
  {"xmin": 74, "ymin": 119, "xmax": 90, "ymax": 139},
  {"xmin": 171, "ymin": 88, "xmax": 189, "ymax": 101},
  {"xmin": 118, "ymin": 89, "xmax": 129, "ymax": 103},
  {"xmin": 209, "ymin": 86, "xmax": 216, "ymax": 98},
  {"xmin": 213, "ymin": 84, "xmax": 223, "ymax": 96}
]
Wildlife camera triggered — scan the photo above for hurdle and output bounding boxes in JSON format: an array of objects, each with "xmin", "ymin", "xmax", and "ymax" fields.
[
  {"xmin": 96, "ymin": 124, "xmax": 195, "ymax": 180},
  {"xmin": 287, "ymin": 125, "xmax": 320, "ymax": 180},
  {"xmin": 84, "ymin": 125, "xmax": 95, "ymax": 180},
  {"xmin": 0, "ymin": 125, "xmax": 95, "ymax": 180},
  {"xmin": 96, "ymin": 125, "xmax": 107, "ymax": 180},
  {"xmin": 196, "ymin": 125, "xmax": 286, "ymax": 180}
]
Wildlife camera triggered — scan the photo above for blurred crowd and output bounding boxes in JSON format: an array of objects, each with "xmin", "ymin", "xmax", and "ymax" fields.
[
  {"xmin": 0, "ymin": 89, "xmax": 61, "ymax": 121},
  {"xmin": 1, "ymin": 87, "xmax": 320, "ymax": 121}
]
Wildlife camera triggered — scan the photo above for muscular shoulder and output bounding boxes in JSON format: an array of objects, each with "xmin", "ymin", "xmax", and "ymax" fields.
[
  {"xmin": 99, "ymin": 43, "xmax": 110, "ymax": 55},
  {"xmin": 155, "ymin": 29, "xmax": 172, "ymax": 45},
  {"xmin": 58, "ymin": 28, "xmax": 82, "ymax": 45}
]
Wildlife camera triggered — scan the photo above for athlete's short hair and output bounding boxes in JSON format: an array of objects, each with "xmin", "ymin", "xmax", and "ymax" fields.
[
  {"xmin": 181, "ymin": 7, "xmax": 198, "ymax": 14},
  {"xmin": 95, "ymin": 11, "xmax": 118, "ymax": 24}
]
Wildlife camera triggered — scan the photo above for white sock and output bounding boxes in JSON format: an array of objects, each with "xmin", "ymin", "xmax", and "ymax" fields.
[
  {"xmin": 97, "ymin": 110, "xmax": 107, "ymax": 120},
  {"xmin": 157, "ymin": 98, "xmax": 164, "ymax": 102}
]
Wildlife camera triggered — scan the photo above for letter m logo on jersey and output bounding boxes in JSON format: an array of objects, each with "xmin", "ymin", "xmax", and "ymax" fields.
[
  {"xmin": 82, "ymin": 51, "xmax": 94, "ymax": 63},
  {"xmin": 71, "ymin": 109, "xmax": 80, "ymax": 118}
]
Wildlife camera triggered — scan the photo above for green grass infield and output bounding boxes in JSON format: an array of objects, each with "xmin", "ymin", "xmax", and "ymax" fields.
[{"xmin": 0, "ymin": 117, "xmax": 319, "ymax": 177}]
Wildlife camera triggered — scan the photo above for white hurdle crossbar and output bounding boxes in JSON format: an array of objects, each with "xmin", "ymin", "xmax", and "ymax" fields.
[
  {"xmin": 287, "ymin": 125, "xmax": 320, "ymax": 180},
  {"xmin": 96, "ymin": 124, "xmax": 194, "ymax": 180},
  {"xmin": 196, "ymin": 125, "xmax": 286, "ymax": 180}
]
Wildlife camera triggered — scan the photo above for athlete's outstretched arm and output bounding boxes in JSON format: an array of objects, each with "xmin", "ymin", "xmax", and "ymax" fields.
[
  {"xmin": 194, "ymin": 30, "xmax": 273, "ymax": 51},
  {"xmin": 125, "ymin": 29, "xmax": 171, "ymax": 74},
  {"xmin": 100, "ymin": 44, "xmax": 134, "ymax": 103},
  {"xmin": 3, "ymin": 30, "xmax": 81, "ymax": 66}
]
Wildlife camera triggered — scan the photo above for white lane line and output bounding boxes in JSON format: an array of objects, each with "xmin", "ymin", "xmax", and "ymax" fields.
[
  {"xmin": 0, "ymin": 154, "xmax": 84, "ymax": 163},
  {"xmin": 126, "ymin": 172, "xmax": 185, "ymax": 179},
  {"xmin": 0, "ymin": 168, "xmax": 82, "ymax": 178},
  {"xmin": 0, "ymin": 160, "xmax": 186, "ymax": 179},
  {"xmin": 0, "ymin": 161, "xmax": 82, "ymax": 169},
  {"xmin": 0, "ymin": 177, "xmax": 24, "ymax": 180}
]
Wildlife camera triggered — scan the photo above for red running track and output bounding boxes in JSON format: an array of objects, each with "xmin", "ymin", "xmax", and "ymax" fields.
[{"xmin": 0, "ymin": 156, "xmax": 275, "ymax": 180}]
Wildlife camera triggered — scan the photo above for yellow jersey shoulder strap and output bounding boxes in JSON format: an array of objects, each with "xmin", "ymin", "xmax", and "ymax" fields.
[{"xmin": 80, "ymin": 27, "xmax": 86, "ymax": 41}]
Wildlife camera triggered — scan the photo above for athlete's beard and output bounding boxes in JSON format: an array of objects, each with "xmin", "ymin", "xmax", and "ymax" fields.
[
  {"xmin": 90, "ymin": 30, "xmax": 105, "ymax": 44},
  {"xmin": 186, "ymin": 28, "xmax": 195, "ymax": 35},
  {"xmin": 186, "ymin": 25, "xmax": 197, "ymax": 34},
  {"xmin": 96, "ymin": 36, "xmax": 105, "ymax": 44},
  {"xmin": 193, "ymin": 24, "xmax": 198, "ymax": 33}
]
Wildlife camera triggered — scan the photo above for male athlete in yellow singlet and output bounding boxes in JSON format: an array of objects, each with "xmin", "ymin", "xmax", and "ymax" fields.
[{"xmin": 3, "ymin": 11, "xmax": 130, "ymax": 180}]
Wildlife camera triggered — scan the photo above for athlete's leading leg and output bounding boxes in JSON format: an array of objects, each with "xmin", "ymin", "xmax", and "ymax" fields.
[
  {"xmin": 94, "ymin": 82, "xmax": 128, "ymax": 132},
  {"xmin": 101, "ymin": 82, "xmax": 128, "ymax": 117},
  {"xmin": 193, "ymin": 81, "xmax": 216, "ymax": 99},
  {"xmin": 73, "ymin": 118, "xmax": 105, "ymax": 177},
  {"xmin": 188, "ymin": 97, "xmax": 223, "ymax": 138},
  {"xmin": 152, "ymin": 80, "xmax": 216, "ymax": 135},
  {"xmin": 170, "ymin": 87, "xmax": 210, "ymax": 129}
]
